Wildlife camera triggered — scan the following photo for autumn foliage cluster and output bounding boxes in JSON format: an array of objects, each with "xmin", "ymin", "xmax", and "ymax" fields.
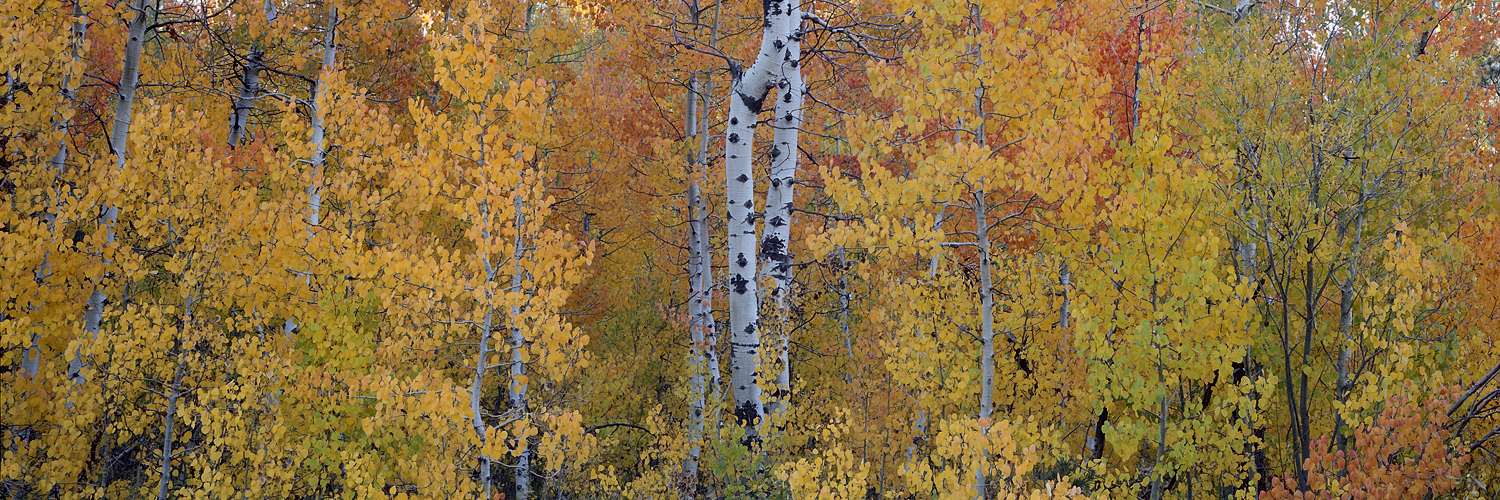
[{"xmin": 4, "ymin": 0, "xmax": 1500, "ymax": 498}]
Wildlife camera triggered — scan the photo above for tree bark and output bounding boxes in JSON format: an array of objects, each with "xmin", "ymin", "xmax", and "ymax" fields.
[
  {"xmin": 762, "ymin": 0, "xmax": 803, "ymax": 426},
  {"xmin": 508, "ymin": 190, "xmax": 531, "ymax": 500},
  {"xmin": 307, "ymin": 4, "xmax": 337, "ymax": 232},
  {"xmin": 27, "ymin": 1, "xmax": 86, "ymax": 380},
  {"xmin": 227, "ymin": 50, "xmax": 263, "ymax": 147},
  {"xmin": 77, "ymin": 0, "xmax": 148, "ymax": 385},
  {"xmin": 157, "ymin": 355, "xmax": 186, "ymax": 500},
  {"xmin": 973, "ymin": 189, "xmax": 993, "ymax": 500},
  {"xmin": 472, "ymin": 196, "xmax": 499, "ymax": 499},
  {"xmin": 684, "ymin": 74, "xmax": 717, "ymax": 483},
  {"xmin": 723, "ymin": 0, "xmax": 799, "ymax": 443}
]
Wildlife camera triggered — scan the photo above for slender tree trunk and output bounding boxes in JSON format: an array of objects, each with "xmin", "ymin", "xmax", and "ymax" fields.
[
  {"xmin": 473, "ymin": 303, "xmax": 496, "ymax": 499},
  {"xmin": 157, "ymin": 356, "xmax": 186, "ymax": 500},
  {"xmin": 1332, "ymin": 171, "xmax": 1366, "ymax": 453},
  {"xmin": 109, "ymin": 0, "xmax": 147, "ymax": 167},
  {"xmin": 227, "ymin": 0, "xmax": 274, "ymax": 146},
  {"xmin": 27, "ymin": 2, "xmax": 86, "ymax": 380},
  {"xmin": 684, "ymin": 74, "xmax": 716, "ymax": 484},
  {"xmin": 283, "ymin": 3, "xmax": 337, "ymax": 337},
  {"xmin": 1058, "ymin": 260, "xmax": 1071, "ymax": 329},
  {"xmin": 1087, "ymin": 409, "xmax": 1108, "ymax": 460},
  {"xmin": 472, "ymin": 195, "xmax": 499, "ymax": 499},
  {"xmin": 973, "ymin": 189, "xmax": 993, "ymax": 500},
  {"xmin": 77, "ymin": 0, "xmax": 148, "ymax": 385},
  {"xmin": 307, "ymin": 4, "xmax": 337, "ymax": 233},
  {"xmin": 508, "ymin": 191, "xmax": 531, "ymax": 500},
  {"xmin": 762, "ymin": 0, "xmax": 803, "ymax": 425},
  {"xmin": 227, "ymin": 50, "xmax": 263, "ymax": 147},
  {"xmin": 47, "ymin": 0, "xmax": 85, "ymax": 172},
  {"xmin": 1295, "ymin": 142, "xmax": 1323, "ymax": 491}
]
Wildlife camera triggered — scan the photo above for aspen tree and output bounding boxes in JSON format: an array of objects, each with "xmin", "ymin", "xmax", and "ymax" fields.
[
  {"xmin": 1187, "ymin": 0, "xmax": 1474, "ymax": 491},
  {"xmin": 77, "ymin": 0, "xmax": 149, "ymax": 385},
  {"xmin": 722, "ymin": 0, "xmax": 805, "ymax": 441},
  {"xmin": 226, "ymin": 0, "xmax": 277, "ymax": 147}
]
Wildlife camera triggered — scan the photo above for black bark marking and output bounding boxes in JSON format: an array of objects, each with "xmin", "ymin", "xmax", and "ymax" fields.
[
  {"xmin": 728, "ymin": 133, "xmax": 740, "ymax": 144},
  {"xmin": 734, "ymin": 401, "xmax": 761, "ymax": 434},
  {"xmin": 737, "ymin": 173, "xmax": 749, "ymax": 183},
  {"xmin": 761, "ymin": 234, "xmax": 785, "ymax": 258},
  {"xmin": 743, "ymin": 200, "xmax": 752, "ymax": 209},
  {"xmin": 739, "ymin": 91, "xmax": 764, "ymax": 114},
  {"xmin": 736, "ymin": 253, "xmax": 748, "ymax": 268},
  {"xmin": 770, "ymin": 146, "xmax": 781, "ymax": 159},
  {"xmin": 731, "ymin": 274, "xmax": 749, "ymax": 294},
  {"xmin": 730, "ymin": 117, "xmax": 739, "ymax": 126},
  {"xmin": 768, "ymin": 216, "xmax": 786, "ymax": 228}
]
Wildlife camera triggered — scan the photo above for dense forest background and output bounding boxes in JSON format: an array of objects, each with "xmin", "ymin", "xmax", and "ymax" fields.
[{"xmin": 4, "ymin": 0, "xmax": 1500, "ymax": 498}]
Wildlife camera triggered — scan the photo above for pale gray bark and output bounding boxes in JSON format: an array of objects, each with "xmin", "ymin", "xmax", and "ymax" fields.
[
  {"xmin": 684, "ymin": 74, "xmax": 718, "ymax": 483},
  {"xmin": 508, "ymin": 191, "xmax": 531, "ymax": 500},
  {"xmin": 973, "ymin": 190, "xmax": 994, "ymax": 500},
  {"xmin": 157, "ymin": 356, "xmax": 186, "ymax": 500},
  {"xmin": 227, "ymin": 1, "xmax": 275, "ymax": 147},
  {"xmin": 472, "ymin": 196, "xmax": 499, "ymax": 499},
  {"xmin": 282, "ymin": 3, "xmax": 337, "ymax": 339},
  {"xmin": 227, "ymin": 50, "xmax": 263, "ymax": 147},
  {"xmin": 1058, "ymin": 260, "xmax": 1071, "ymax": 329},
  {"xmin": 25, "ymin": 13, "xmax": 84, "ymax": 371},
  {"xmin": 77, "ymin": 0, "xmax": 149, "ymax": 385},
  {"xmin": 109, "ymin": 0, "xmax": 148, "ymax": 168},
  {"xmin": 1332, "ymin": 169, "xmax": 1367, "ymax": 452},
  {"xmin": 47, "ymin": 0, "xmax": 85, "ymax": 173},
  {"xmin": 307, "ymin": 4, "xmax": 337, "ymax": 231},
  {"xmin": 974, "ymin": 191, "xmax": 994, "ymax": 423},
  {"xmin": 473, "ymin": 303, "xmax": 496, "ymax": 499}
]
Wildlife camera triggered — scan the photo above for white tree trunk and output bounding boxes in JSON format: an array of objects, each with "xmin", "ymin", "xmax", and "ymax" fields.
[
  {"xmin": 762, "ymin": 0, "xmax": 803, "ymax": 423},
  {"xmin": 282, "ymin": 3, "xmax": 336, "ymax": 338},
  {"xmin": 27, "ymin": 2, "xmax": 86, "ymax": 380},
  {"xmin": 77, "ymin": 0, "xmax": 148, "ymax": 385},
  {"xmin": 684, "ymin": 75, "xmax": 718, "ymax": 483},
  {"xmin": 472, "ymin": 195, "xmax": 499, "ymax": 499},
  {"xmin": 508, "ymin": 191, "xmax": 531, "ymax": 500},
  {"xmin": 1332, "ymin": 175, "xmax": 1367, "ymax": 452},
  {"xmin": 723, "ymin": 0, "xmax": 799, "ymax": 443},
  {"xmin": 973, "ymin": 189, "xmax": 993, "ymax": 500},
  {"xmin": 157, "ymin": 356, "xmax": 186, "ymax": 500},
  {"xmin": 227, "ymin": 0, "xmax": 275, "ymax": 147},
  {"xmin": 307, "ymin": 4, "xmax": 337, "ymax": 231},
  {"xmin": 1059, "ymin": 260, "xmax": 1071, "ymax": 329},
  {"xmin": 472, "ymin": 303, "xmax": 496, "ymax": 499}
]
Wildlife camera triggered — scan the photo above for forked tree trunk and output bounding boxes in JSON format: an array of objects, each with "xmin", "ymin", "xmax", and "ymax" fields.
[
  {"xmin": 472, "ymin": 192, "xmax": 501, "ymax": 499},
  {"xmin": 684, "ymin": 73, "xmax": 719, "ymax": 484},
  {"xmin": 723, "ymin": 0, "xmax": 801, "ymax": 443}
]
